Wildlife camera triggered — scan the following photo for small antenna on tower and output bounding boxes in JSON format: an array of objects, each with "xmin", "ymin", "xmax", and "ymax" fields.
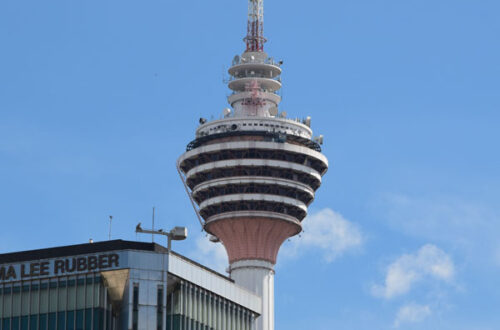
[{"xmin": 108, "ymin": 215, "xmax": 113, "ymax": 240}]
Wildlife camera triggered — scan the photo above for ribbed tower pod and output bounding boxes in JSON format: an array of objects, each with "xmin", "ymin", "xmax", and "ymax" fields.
[{"xmin": 178, "ymin": 1, "xmax": 328, "ymax": 329}]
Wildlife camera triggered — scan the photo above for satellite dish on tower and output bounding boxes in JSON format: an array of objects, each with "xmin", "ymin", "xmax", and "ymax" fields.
[{"xmin": 269, "ymin": 106, "xmax": 278, "ymax": 116}]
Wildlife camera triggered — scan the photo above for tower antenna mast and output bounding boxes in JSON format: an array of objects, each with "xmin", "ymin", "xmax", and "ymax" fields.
[{"xmin": 244, "ymin": 0, "xmax": 266, "ymax": 52}]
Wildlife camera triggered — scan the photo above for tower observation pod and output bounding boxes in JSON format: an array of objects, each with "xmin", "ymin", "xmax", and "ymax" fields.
[{"xmin": 177, "ymin": 1, "xmax": 328, "ymax": 329}]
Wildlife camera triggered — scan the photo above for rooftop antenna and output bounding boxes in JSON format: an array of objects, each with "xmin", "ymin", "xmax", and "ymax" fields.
[
  {"xmin": 108, "ymin": 215, "xmax": 113, "ymax": 240},
  {"xmin": 151, "ymin": 206, "xmax": 155, "ymax": 243}
]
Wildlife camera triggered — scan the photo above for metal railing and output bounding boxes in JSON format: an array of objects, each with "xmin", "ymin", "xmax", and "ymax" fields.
[
  {"xmin": 226, "ymin": 74, "xmax": 281, "ymax": 83},
  {"xmin": 231, "ymin": 56, "xmax": 281, "ymax": 67}
]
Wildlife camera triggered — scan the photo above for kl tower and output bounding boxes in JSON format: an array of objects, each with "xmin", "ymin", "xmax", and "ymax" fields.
[{"xmin": 178, "ymin": 0, "xmax": 328, "ymax": 329}]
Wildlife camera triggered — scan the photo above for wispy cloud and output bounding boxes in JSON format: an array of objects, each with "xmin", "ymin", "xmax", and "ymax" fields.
[
  {"xmin": 372, "ymin": 193, "xmax": 496, "ymax": 251},
  {"xmin": 372, "ymin": 244, "xmax": 454, "ymax": 299},
  {"xmin": 372, "ymin": 192, "xmax": 500, "ymax": 274},
  {"xmin": 283, "ymin": 208, "xmax": 363, "ymax": 262},
  {"xmin": 393, "ymin": 303, "xmax": 431, "ymax": 328},
  {"xmin": 189, "ymin": 234, "xmax": 228, "ymax": 274}
]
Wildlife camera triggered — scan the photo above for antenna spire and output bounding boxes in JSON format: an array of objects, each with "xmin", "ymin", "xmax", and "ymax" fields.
[
  {"xmin": 244, "ymin": 0, "xmax": 266, "ymax": 52},
  {"xmin": 108, "ymin": 215, "xmax": 113, "ymax": 240}
]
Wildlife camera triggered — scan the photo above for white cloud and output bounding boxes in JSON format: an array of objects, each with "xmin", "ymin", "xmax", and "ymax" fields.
[
  {"xmin": 283, "ymin": 208, "xmax": 363, "ymax": 262},
  {"xmin": 372, "ymin": 244, "xmax": 454, "ymax": 299},
  {"xmin": 373, "ymin": 193, "xmax": 497, "ymax": 256},
  {"xmin": 189, "ymin": 234, "xmax": 229, "ymax": 274},
  {"xmin": 393, "ymin": 303, "xmax": 431, "ymax": 328}
]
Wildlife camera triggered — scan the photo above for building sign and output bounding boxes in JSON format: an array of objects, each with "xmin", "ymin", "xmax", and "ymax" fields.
[{"xmin": 0, "ymin": 253, "xmax": 120, "ymax": 282}]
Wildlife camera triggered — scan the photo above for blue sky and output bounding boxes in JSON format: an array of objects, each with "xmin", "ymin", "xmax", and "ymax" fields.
[{"xmin": 1, "ymin": 0, "xmax": 499, "ymax": 329}]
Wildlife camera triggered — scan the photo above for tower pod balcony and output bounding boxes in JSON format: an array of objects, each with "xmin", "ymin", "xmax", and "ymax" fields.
[
  {"xmin": 198, "ymin": 194, "xmax": 307, "ymax": 221},
  {"xmin": 195, "ymin": 117, "xmax": 314, "ymax": 140},
  {"xmin": 178, "ymin": 136, "xmax": 328, "ymax": 265},
  {"xmin": 228, "ymin": 77, "xmax": 281, "ymax": 92},
  {"xmin": 191, "ymin": 177, "xmax": 315, "ymax": 206},
  {"xmin": 227, "ymin": 91, "xmax": 282, "ymax": 108},
  {"xmin": 184, "ymin": 159, "xmax": 322, "ymax": 192},
  {"xmin": 178, "ymin": 140, "xmax": 328, "ymax": 176},
  {"xmin": 228, "ymin": 62, "xmax": 282, "ymax": 79}
]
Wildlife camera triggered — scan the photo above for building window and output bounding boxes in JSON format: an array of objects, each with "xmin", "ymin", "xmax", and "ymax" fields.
[
  {"xmin": 132, "ymin": 284, "xmax": 139, "ymax": 330},
  {"xmin": 48, "ymin": 312, "xmax": 56, "ymax": 330},
  {"xmin": 157, "ymin": 286, "xmax": 164, "ymax": 330},
  {"xmin": 39, "ymin": 314, "xmax": 47, "ymax": 330},
  {"xmin": 67, "ymin": 311, "xmax": 75, "ymax": 330},
  {"xmin": 76, "ymin": 310, "xmax": 84, "ymax": 330},
  {"xmin": 30, "ymin": 315, "xmax": 38, "ymax": 330},
  {"xmin": 11, "ymin": 317, "xmax": 20, "ymax": 330},
  {"xmin": 57, "ymin": 311, "xmax": 66, "ymax": 330},
  {"xmin": 84, "ymin": 309, "xmax": 92, "ymax": 330}
]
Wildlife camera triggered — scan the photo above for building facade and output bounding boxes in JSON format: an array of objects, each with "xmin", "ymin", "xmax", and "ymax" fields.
[{"xmin": 0, "ymin": 240, "xmax": 260, "ymax": 330}]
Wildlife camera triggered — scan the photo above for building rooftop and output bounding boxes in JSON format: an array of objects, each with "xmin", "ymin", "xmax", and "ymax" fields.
[{"xmin": 0, "ymin": 239, "xmax": 232, "ymax": 282}]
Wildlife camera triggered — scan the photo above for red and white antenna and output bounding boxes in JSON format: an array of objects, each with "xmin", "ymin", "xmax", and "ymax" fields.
[{"xmin": 244, "ymin": 0, "xmax": 266, "ymax": 52}]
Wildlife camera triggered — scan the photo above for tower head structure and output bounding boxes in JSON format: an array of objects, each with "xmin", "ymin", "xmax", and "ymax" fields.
[{"xmin": 177, "ymin": 1, "xmax": 328, "ymax": 329}]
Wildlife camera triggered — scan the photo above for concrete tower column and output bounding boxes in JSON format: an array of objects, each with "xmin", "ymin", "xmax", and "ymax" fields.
[{"xmin": 230, "ymin": 260, "xmax": 275, "ymax": 330}]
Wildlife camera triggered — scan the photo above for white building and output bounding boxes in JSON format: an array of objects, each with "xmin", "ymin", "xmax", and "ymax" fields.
[{"xmin": 0, "ymin": 240, "xmax": 260, "ymax": 330}]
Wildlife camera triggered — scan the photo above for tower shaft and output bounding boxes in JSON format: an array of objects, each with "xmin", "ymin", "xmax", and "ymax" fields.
[{"xmin": 231, "ymin": 260, "xmax": 275, "ymax": 330}]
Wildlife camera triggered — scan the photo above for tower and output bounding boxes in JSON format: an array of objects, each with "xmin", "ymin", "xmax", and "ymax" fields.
[{"xmin": 177, "ymin": 1, "xmax": 328, "ymax": 329}]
